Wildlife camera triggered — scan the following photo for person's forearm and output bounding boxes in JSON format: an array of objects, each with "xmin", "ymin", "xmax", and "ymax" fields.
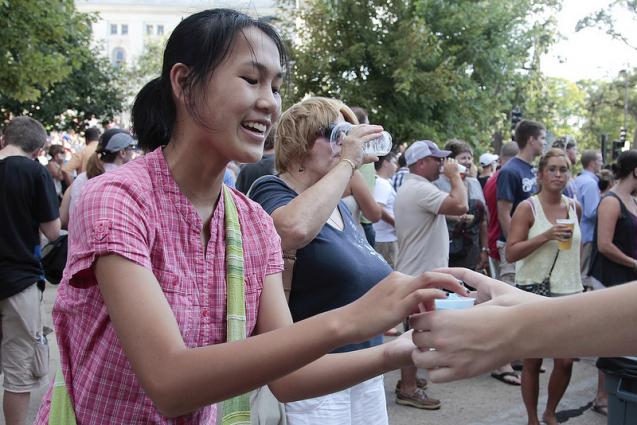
[
  {"xmin": 351, "ymin": 172, "xmax": 382, "ymax": 222},
  {"xmin": 479, "ymin": 217, "xmax": 488, "ymax": 249},
  {"xmin": 270, "ymin": 343, "xmax": 395, "ymax": 402},
  {"xmin": 598, "ymin": 241, "xmax": 637, "ymax": 268},
  {"xmin": 506, "ymin": 232, "xmax": 549, "ymax": 262},
  {"xmin": 150, "ymin": 307, "xmax": 354, "ymax": 417},
  {"xmin": 62, "ymin": 170, "xmax": 73, "ymax": 187},
  {"xmin": 274, "ymin": 161, "xmax": 354, "ymax": 250},
  {"xmin": 448, "ymin": 174, "xmax": 468, "ymax": 208},
  {"xmin": 497, "ymin": 207, "xmax": 512, "ymax": 239},
  {"xmin": 380, "ymin": 207, "xmax": 395, "ymax": 226},
  {"xmin": 514, "ymin": 284, "xmax": 637, "ymax": 359}
]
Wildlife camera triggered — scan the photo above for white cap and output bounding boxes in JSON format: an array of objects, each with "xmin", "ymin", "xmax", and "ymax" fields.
[{"xmin": 479, "ymin": 153, "xmax": 499, "ymax": 167}]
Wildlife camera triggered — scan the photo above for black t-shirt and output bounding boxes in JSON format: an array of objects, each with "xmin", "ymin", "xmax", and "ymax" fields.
[
  {"xmin": 250, "ymin": 176, "xmax": 391, "ymax": 353},
  {"xmin": 0, "ymin": 156, "xmax": 59, "ymax": 299},
  {"xmin": 236, "ymin": 154, "xmax": 275, "ymax": 194}
]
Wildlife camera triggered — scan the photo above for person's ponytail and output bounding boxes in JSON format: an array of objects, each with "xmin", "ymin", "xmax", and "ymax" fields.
[
  {"xmin": 132, "ymin": 77, "xmax": 175, "ymax": 152},
  {"xmin": 86, "ymin": 152, "xmax": 106, "ymax": 180}
]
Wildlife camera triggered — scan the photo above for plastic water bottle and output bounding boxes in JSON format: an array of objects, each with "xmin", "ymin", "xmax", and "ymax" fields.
[{"xmin": 329, "ymin": 122, "xmax": 393, "ymax": 156}]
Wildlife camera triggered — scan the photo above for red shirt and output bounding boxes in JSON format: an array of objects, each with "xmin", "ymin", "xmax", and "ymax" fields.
[
  {"xmin": 484, "ymin": 170, "xmax": 501, "ymax": 261},
  {"xmin": 36, "ymin": 148, "xmax": 283, "ymax": 424}
]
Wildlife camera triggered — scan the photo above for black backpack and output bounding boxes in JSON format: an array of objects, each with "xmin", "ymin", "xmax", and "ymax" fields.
[{"xmin": 41, "ymin": 234, "xmax": 68, "ymax": 285}]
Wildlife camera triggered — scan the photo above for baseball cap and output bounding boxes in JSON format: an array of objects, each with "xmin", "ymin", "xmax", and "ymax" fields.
[
  {"xmin": 479, "ymin": 153, "xmax": 499, "ymax": 167},
  {"xmin": 404, "ymin": 140, "xmax": 450, "ymax": 166},
  {"xmin": 97, "ymin": 129, "xmax": 136, "ymax": 154}
]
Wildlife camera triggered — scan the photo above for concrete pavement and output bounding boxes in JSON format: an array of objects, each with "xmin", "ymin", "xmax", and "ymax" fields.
[{"xmin": 6, "ymin": 284, "xmax": 607, "ymax": 424}]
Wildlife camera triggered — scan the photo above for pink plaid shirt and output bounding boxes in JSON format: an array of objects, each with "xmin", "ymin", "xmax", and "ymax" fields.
[{"xmin": 36, "ymin": 148, "xmax": 283, "ymax": 424}]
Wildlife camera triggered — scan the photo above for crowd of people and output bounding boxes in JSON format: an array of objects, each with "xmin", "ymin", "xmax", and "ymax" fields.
[{"xmin": 0, "ymin": 7, "xmax": 636, "ymax": 425}]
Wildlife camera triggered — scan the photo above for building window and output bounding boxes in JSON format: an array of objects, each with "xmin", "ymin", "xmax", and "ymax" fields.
[
  {"xmin": 110, "ymin": 24, "xmax": 118, "ymax": 35},
  {"xmin": 112, "ymin": 47, "xmax": 126, "ymax": 67},
  {"xmin": 157, "ymin": 25, "xmax": 164, "ymax": 36},
  {"xmin": 121, "ymin": 24, "xmax": 128, "ymax": 35},
  {"xmin": 146, "ymin": 24, "xmax": 153, "ymax": 35}
]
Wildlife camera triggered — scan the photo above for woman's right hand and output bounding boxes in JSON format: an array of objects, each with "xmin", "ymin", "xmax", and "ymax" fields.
[
  {"xmin": 338, "ymin": 271, "xmax": 467, "ymax": 343},
  {"xmin": 542, "ymin": 224, "xmax": 572, "ymax": 242},
  {"xmin": 340, "ymin": 124, "xmax": 384, "ymax": 168}
]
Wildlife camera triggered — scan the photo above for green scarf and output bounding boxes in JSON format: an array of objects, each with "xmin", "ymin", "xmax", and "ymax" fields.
[{"xmin": 221, "ymin": 186, "xmax": 251, "ymax": 425}]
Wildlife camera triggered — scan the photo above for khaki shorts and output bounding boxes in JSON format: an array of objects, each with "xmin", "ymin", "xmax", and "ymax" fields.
[
  {"xmin": 0, "ymin": 284, "xmax": 49, "ymax": 392},
  {"xmin": 374, "ymin": 241, "xmax": 397, "ymax": 269},
  {"xmin": 496, "ymin": 241, "xmax": 516, "ymax": 285}
]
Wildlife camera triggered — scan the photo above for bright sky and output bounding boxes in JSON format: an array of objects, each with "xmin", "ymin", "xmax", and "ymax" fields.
[{"xmin": 541, "ymin": 0, "xmax": 637, "ymax": 82}]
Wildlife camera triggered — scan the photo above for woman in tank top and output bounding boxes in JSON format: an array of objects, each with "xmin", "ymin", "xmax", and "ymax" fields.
[
  {"xmin": 506, "ymin": 148, "xmax": 583, "ymax": 425},
  {"xmin": 589, "ymin": 149, "xmax": 637, "ymax": 415}
]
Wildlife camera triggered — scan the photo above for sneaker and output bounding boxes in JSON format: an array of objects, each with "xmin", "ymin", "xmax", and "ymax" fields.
[
  {"xmin": 395, "ymin": 378, "xmax": 428, "ymax": 393},
  {"xmin": 395, "ymin": 387, "xmax": 441, "ymax": 410}
]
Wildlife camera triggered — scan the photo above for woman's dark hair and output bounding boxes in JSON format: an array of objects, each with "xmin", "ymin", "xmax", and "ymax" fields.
[
  {"xmin": 597, "ymin": 169, "xmax": 614, "ymax": 192},
  {"xmin": 48, "ymin": 144, "xmax": 65, "ymax": 157},
  {"xmin": 444, "ymin": 139, "xmax": 473, "ymax": 159},
  {"xmin": 611, "ymin": 150, "xmax": 637, "ymax": 180},
  {"xmin": 374, "ymin": 151, "xmax": 398, "ymax": 171},
  {"xmin": 86, "ymin": 128, "xmax": 131, "ymax": 179},
  {"xmin": 132, "ymin": 8, "xmax": 288, "ymax": 151}
]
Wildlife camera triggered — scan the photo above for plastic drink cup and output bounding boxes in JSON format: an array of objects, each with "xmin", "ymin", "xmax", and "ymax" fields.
[
  {"xmin": 434, "ymin": 293, "xmax": 476, "ymax": 310},
  {"xmin": 556, "ymin": 218, "xmax": 575, "ymax": 250},
  {"xmin": 329, "ymin": 122, "xmax": 393, "ymax": 156}
]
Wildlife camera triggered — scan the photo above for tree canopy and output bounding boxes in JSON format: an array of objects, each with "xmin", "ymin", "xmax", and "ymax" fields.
[
  {"xmin": 279, "ymin": 0, "xmax": 561, "ymax": 153},
  {"xmin": 0, "ymin": 0, "xmax": 126, "ymax": 130}
]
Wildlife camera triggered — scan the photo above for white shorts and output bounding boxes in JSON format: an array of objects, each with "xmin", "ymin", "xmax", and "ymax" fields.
[{"xmin": 285, "ymin": 375, "xmax": 387, "ymax": 425}]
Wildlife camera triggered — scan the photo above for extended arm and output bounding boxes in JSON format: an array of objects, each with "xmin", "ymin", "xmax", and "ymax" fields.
[
  {"xmin": 95, "ymin": 255, "xmax": 465, "ymax": 418},
  {"xmin": 410, "ymin": 268, "xmax": 637, "ymax": 382},
  {"xmin": 438, "ymin": 165, "xmax": 468, "ymax": 216}
]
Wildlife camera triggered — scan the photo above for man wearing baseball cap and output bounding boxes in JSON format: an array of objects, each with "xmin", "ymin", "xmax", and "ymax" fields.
[
  {"xmin": 392, "ymin": 140, "xmax": 468, "ymax": 410},
  {"xmin": 478, "ymin": 152, "xmax": 499, "ymax": 189}
]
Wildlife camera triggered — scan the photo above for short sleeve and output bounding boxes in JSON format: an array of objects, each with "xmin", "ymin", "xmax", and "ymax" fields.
[
  {"xmin": 248, "ymin": 175, "xmax": 296, "ymax": 214},
  {"xmin": 260, "ymin": 209, "xmax": 284, "ymax": 276},
  {"xmin": 415, "ymin": 181, "xmax": 448, "ymax": 214},
  {"xmin": 65, "ymin": 176, "xmax": 152, "ymax": 287},
  {"xmin": 34, "ymin": 166, "xmax": 60, "ymax": 223},
  {"xmin": 373, "ymin": 178, "xmax": 392, "ymax": 206},
  {"xmin": 496, "ymin": 168, "xmax": 517, "ymax": 203}
]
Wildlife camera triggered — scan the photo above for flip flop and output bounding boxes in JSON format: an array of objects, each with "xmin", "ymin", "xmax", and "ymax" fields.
[{"xmin": 490, "ymin": 371, "xmax": 521, "ymax": 386}]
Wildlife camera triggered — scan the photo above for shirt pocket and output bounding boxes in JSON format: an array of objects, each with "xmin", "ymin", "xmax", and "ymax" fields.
[{"xmin": 156, "ymin": 269, "xmax": 201, "ymax": 347}]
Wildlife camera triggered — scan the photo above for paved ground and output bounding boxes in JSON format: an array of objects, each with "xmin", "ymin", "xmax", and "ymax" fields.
[{"xmin": 3, "ymin": 285, "xmax": 608, "ymax": 424}]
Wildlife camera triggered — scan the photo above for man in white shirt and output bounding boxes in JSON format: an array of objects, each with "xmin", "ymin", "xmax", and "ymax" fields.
[
  {"xmin": 373, "ymin": 152, "xmax": 399, "ymax": 268},
  {"xmin": 393, "ymin": 140, "xmax": 468, "ymax": 410}
]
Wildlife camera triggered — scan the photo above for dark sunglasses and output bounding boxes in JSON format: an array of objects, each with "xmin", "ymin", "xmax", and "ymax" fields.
[{"xmin": 318, "ymin": 123, "xmax": 337, "ymax": 139}]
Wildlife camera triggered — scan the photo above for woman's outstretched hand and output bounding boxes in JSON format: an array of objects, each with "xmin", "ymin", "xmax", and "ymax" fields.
[
  {"xmin": 408, "ymin": 268, "xmax": 544, "ymax": 382},
  {"xmin": 339, "ymin": 271, "xmax": 467, "ymax": 345}
]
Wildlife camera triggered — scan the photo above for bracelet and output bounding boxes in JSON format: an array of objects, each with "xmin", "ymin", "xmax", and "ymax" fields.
[
  {"xmin": 481, "ymin": 247, "xmax": 490, "ymax": 253},
  {"xmin": 339, "ymin": 158, "xmax": 357, "ymax": 175}
]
